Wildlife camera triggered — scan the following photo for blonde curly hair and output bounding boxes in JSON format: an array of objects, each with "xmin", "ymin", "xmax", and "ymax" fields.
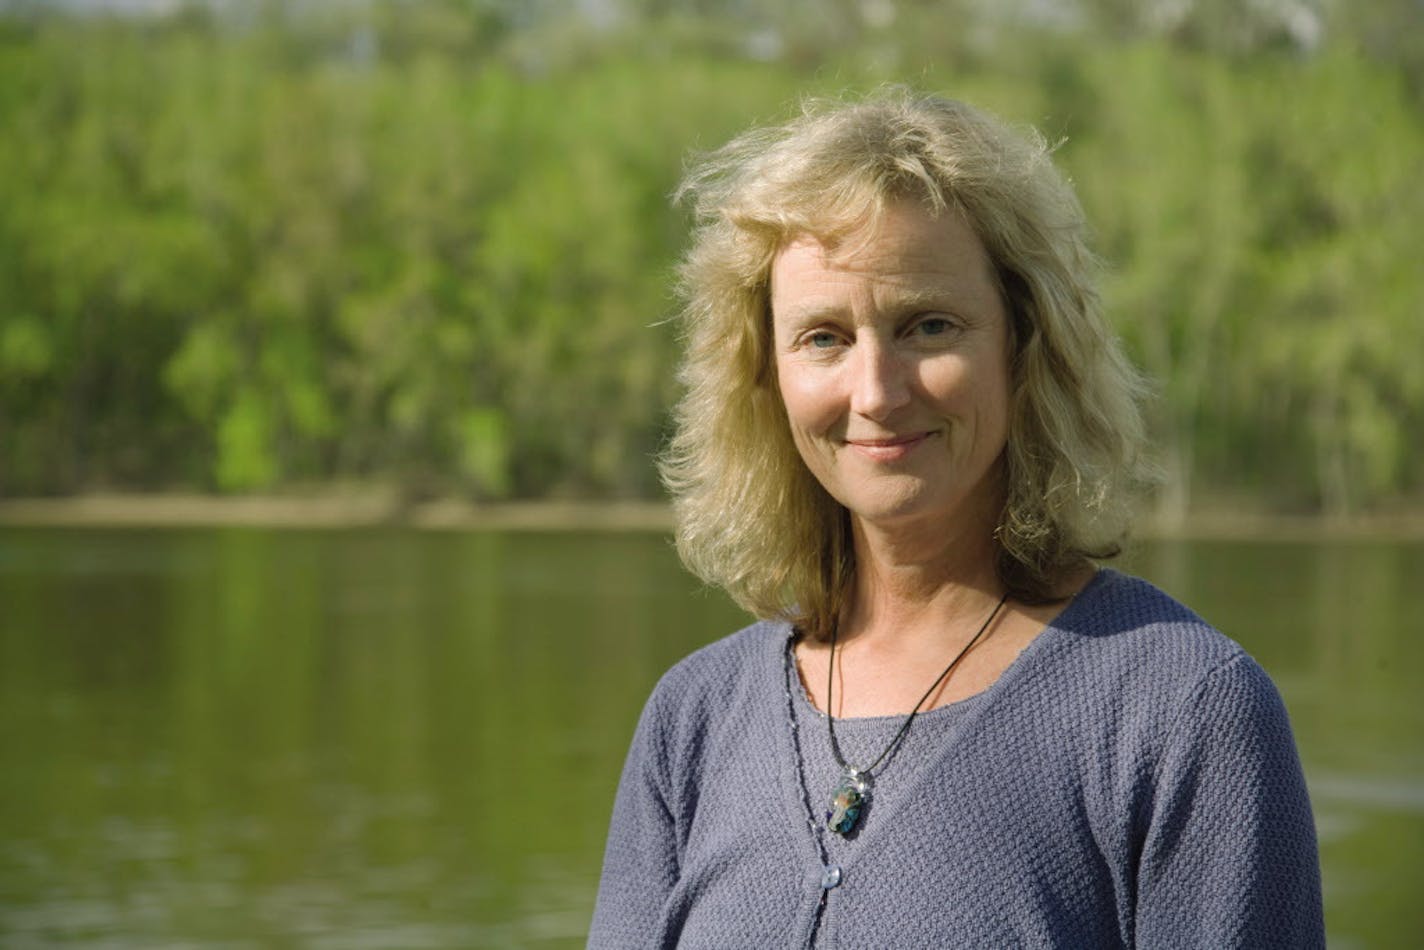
[{"xmin": 661, "ymin": 89, "xmax": 1153, "ymax": 639}]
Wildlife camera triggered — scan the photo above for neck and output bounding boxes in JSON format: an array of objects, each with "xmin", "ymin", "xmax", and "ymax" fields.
[{"xmin": 841, "ymin": 500, "xmax": 1003, "ymax": 649}]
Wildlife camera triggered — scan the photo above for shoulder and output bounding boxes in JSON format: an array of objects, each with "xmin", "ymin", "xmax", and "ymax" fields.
[
  {"xmin": 652, "ymin": 617, "xmax": 789, "ymax": 702},
  {"xmin": 631, "ymin": 618, "xmax": 790, "ymax": 757},
  {"xmin": 1066, "ymin": 568, "xmax": 1229, "ymax": 646},
  {"xmin": 1048, "ymin": 567, "xmax": 1257, "ymax": 694},
  {"xmin": 1014, "ymin": 568, "xmax": 1295, "ymax": 763}
]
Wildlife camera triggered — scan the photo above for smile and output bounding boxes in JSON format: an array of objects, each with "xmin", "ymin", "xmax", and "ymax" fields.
[{"xmin": 843, "ymin": 432, "xmax": 935, "ymax": 462}]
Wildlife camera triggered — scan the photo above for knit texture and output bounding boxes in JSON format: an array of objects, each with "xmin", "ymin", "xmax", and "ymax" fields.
[{"xmin": 589, "ymin": 570, "xmax": 1324, "ymax": 949}]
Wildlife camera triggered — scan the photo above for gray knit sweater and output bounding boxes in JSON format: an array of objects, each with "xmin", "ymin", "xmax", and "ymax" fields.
[{"xmin": 589, "ymin": 570, "xmax": 1324, "ymax": 948}]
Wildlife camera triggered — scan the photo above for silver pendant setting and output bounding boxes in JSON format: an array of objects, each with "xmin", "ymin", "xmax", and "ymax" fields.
[{"xmin": 826, "ymin": 768, "xmax": 872, "ymax": 836}]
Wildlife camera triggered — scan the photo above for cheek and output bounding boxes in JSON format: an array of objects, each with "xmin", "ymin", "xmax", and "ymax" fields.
[
  {"xmin": 917, "ymin": 358, "xmax": 971, "ymax": 409},
  {"xmin": 776, "ymin": 361, "xmax": 838, "ymax": 435},
  {"xmin": 925, "ymin": 352, "xmax": 1008, "ymax": 416},
  {"xmin": 969, "ymin": 364, "xmax": 1013, "ymax": 451}
]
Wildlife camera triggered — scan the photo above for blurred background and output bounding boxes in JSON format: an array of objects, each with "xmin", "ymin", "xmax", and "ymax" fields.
[{"xmin": 0, "ymin": 0, "xmax": 1420, "ymax": 947}]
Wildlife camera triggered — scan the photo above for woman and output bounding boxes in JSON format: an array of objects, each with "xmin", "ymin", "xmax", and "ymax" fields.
[{"xmin": 590, "ymin": 90, "xmax": 1323, "ymax": 948}]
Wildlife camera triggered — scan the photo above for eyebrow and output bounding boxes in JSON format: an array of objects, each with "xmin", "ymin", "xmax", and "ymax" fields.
[{"xmin": 774, "ymin": 285, "xmax": 968, "ymax": 326}]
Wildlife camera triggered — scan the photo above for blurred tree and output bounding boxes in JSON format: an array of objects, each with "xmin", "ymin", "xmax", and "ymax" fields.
[
  {"xmin": 0, "ymin": 1, "xmax": 1419, "ymax": 515},
  {"xmin": 1068, "ymin": 46, "xmax": 1255, "ymax": 523},
  {"xmin": 1240, "ymin": 49, "xmax": 1424, "ymax": 515}
]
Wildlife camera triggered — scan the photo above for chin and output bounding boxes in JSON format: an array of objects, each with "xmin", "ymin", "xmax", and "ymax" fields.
[
  {"xmin": 839, "ymin": 484, "xmax": 945, "ymax": 526},
  {"xmin": 836, "ymin": 469, "xmax": 1003, "ymax": 533}
]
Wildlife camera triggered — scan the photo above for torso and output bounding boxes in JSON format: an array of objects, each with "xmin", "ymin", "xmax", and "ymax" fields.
[{"xmin": 589, "ymin": 569, "xmax": 1324, "ymax": 950}]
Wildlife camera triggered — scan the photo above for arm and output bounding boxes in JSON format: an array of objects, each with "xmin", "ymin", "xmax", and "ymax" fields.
[
  {"xmin": 1135, "ymin": 654, "xmax": 1324, "ymax": 949},
  {"xmin": 588, "ymin": 690, "xmax": 681, "ymax": 949}
]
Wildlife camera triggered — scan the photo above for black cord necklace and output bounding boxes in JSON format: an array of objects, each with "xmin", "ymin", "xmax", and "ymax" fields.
[{"xmin": 823, "ymin": 591, "xmax": 1009, "ymax": 836}]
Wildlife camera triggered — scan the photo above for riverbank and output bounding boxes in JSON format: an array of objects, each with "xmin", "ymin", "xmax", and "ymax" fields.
[
  {"xmin": 3, "ymin": 491, "xmax": 1424, "ymax": 540},
  {"xmin": 0, "ymin": 492, "xmax": 674, "ymax": 532}
]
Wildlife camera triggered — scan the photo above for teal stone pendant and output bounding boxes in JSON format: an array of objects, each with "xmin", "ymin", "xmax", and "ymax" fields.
[{"xmin": 826, "ymin": 769, "xmax": 872, "ymax": 836}]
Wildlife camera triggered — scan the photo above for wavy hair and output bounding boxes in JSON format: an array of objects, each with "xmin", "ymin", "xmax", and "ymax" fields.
[{"xmin": 661, "ymin": 89, "xmax": 1153, "ymax": 638}]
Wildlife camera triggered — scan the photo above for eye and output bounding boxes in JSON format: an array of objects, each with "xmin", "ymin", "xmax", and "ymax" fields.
[
  {"xmin": 808, "ymin": 330, "xmax": 841, "ymax": 349},
  {"xmin": 912, "ymin": 316, "xmax": 954, "ymax": 337}
]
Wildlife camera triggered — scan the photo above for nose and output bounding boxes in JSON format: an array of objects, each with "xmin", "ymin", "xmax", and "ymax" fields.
[{"xmin": 848, "ymin": 337, "xmax": 911, "ymax": 421}]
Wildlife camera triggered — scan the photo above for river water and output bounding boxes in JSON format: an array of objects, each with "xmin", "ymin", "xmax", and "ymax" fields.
[{"xmin": 0, "ymin": 527, "xmax": 1419, "ymax": 947}]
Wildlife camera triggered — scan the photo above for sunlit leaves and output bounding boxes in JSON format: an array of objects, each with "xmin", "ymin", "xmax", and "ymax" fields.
[{"xmin": 0, "ymin": 5, "xmax": 1418, "ymax": 514}]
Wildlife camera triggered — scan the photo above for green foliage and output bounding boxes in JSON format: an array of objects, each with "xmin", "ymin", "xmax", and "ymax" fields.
[
  {"xmin": 216, "ymin": 388, "xmax": 278, "ymax": 491},
  {"xmin": 0, "ymin": 315, "xmax": 53, "ymax": 380},
  {"xmin": 456, "ymin": 406, "xmax": 510, "ymax": 497},
  {"xmin": 0, "ymin": 2, "xmax": 1420, "ymax": 514}
]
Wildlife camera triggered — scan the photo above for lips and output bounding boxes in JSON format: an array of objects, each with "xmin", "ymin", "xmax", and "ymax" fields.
[{"xmin": 843, "ymin": 431, "xmax": 935, "ymax": 462}]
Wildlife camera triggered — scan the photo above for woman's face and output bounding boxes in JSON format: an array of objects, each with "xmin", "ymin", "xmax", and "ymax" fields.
[{"xmin": 769, "ymin": 199, "xmax": 1012, "ymax": 536}]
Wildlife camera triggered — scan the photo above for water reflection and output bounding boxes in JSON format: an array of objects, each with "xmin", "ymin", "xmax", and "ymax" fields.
[{"xmin": 0, "ymin": 528, "xmax": 1419, "ymax": 946}]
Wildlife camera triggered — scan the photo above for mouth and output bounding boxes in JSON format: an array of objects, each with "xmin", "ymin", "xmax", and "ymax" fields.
[{"xmin": 843, "ymin": 431, "xmax": 935, "ymax": 462}]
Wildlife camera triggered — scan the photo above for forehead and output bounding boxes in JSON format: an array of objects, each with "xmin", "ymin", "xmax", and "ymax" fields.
[{"xmin": 769, "ymin": 200, "xmax": 997, "ymax": 306}]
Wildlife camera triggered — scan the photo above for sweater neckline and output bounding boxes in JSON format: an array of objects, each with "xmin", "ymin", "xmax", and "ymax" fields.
[
  {"xmin": 769, "ymin": 568, "xmax": 1119, "ymax": 875},
  {"xmin": 779, "ymin": 568, "xmax": 1114, "ymax": 722},
  {"xmin": 784, "ymin": 638, "xmax": 989, "ymax": 725}
]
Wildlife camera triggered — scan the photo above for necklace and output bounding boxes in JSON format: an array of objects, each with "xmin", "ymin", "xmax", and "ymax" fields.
[{"xmin": 823, "ymin": 591, "xmax": 1009, "ymax": 836}]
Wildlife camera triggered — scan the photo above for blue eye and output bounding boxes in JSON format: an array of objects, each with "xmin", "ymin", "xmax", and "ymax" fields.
[
  {"xmin": 915, "ymin": 317, "xmax": 952, "ymax": 336},
  {"xmin": 809, "ymin": 331, "xmax": 839, "ymax": 348}
]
